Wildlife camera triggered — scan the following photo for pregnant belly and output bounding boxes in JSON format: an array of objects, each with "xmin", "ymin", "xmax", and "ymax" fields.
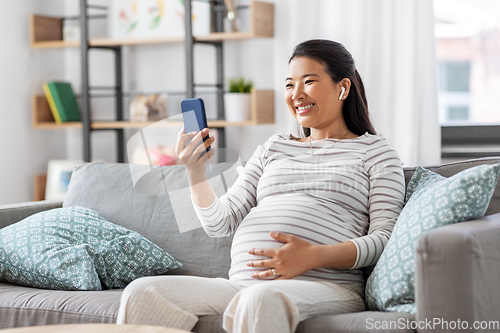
[
  {"xmin": 228, "ymin": 215, "xmax": 292, "ymax": 287},
  {"xmin": 228, "ymin": 197, "xmax": 345, "ymax": 287}
]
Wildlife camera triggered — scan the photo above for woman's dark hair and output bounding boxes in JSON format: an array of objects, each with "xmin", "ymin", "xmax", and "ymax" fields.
[{"xmin": 289, "ymin": 39, "xmax": 376, "ymax": 137}]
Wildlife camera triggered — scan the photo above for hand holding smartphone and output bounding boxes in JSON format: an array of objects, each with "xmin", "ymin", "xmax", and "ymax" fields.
[
  {"xmin": 181, "ymin": 98, "xmax": 211, "ymax": 157},
  {"xmin": 179, "ymin": 98, "xmax": 216, "ymax": 209}
]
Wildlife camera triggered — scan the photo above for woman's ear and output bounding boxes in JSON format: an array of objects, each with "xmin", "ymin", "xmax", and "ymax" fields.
[{"xmin": 339, "ymin": 78, "xmax": 352, "ymax": 100}]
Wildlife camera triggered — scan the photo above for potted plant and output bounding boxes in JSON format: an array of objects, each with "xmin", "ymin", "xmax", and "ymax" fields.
[{"xmin": 224, "ymin": 77, "xmax": 253, "ymax": 122}]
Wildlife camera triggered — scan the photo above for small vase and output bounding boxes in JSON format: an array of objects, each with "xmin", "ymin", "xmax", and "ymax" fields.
[{"xmin": 224, "ymin": 93, "xmax": 252, "ymax": 122}]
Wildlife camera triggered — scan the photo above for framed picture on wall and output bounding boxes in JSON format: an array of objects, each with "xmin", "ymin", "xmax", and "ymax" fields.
[{"xmin": 45, "ymin": 160, "xmax": 81, "ymax": 201}]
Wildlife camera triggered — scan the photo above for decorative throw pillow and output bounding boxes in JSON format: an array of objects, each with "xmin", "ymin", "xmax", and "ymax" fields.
[
  {"xmin": 0, "ymin": 206, "xmax": 182, "ymax": 291},
  {"xmin": 365, "ymin": 163, "xmax": 500, "ymax": 314},
  {"xmin": 403, "ymin": 167, "xmax": 446, "ymax": 204}
]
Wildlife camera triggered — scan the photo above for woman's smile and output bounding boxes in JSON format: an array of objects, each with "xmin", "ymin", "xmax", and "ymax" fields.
[{"xmin": 296, "ymin": 103, "xmax": 315, "ymax": 115}]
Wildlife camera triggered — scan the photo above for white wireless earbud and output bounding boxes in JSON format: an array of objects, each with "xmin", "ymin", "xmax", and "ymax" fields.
[{"xmin": 339, "ymin": 87, "xmax": 346, "ymax": 100}]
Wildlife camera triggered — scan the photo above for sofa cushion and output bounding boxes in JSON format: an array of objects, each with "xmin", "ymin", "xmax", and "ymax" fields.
[
  {"xmin": 297, "ymin": 311, "xmax": 416, "ymax": 333},
  {"xmin": 366, "ymin": 163, "xmax": 500, "ymax": 314},
  {"xmin": 0, "ymin": 206, "xmax": 181, "ymax": 291},
  {"xmin": 0, "ymin": 283, "xmax": 416, "ymax": 333},
  {"xmin": 63, "ymin": 161, "xmax": 240, "ymax": 279},
  {"xmin": 192, "ymin": 312, "xmax": 417, "ymax": 333},
  {"xmin": 0, "ymin": 282, "xmax": 120, "ymax": 329},
  {"xmin": 403, "ymin": 156, "xmax": 500, "ymax": 216}
]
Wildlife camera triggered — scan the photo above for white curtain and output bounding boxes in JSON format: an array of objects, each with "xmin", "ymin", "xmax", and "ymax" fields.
[{"xmin": 272, "ymin": 0, "xmax": 441, "ymax": 167}]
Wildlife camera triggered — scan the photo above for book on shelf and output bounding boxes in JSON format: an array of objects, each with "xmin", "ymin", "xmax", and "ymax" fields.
[
  {"xmin": 42, "ymin": 82, "xmax": 81, "ymax": 123},
  {"xmin": 42, "ymin": 83, "xmax": 62, "ymax": 124}
]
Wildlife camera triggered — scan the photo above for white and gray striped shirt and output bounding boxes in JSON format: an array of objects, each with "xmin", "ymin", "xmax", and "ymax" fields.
[{"xmin": 194, "ymin": 133, "xmax": 405, "ymax": 289}]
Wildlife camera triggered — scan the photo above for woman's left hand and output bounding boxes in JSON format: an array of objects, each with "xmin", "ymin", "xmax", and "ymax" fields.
[{"xmin": 247, "ymin": 231, "xmax": 317, "ymax": 279}]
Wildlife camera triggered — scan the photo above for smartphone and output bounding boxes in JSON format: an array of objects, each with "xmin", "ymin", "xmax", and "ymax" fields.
[{"xmin": 181, "ymin": 98, "xmax": 211, "ymax": 155}]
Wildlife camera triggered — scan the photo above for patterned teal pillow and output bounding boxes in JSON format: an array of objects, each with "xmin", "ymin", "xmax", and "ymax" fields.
[
  {"xmin": 366, "ymin": 163, "xmax": 500, "ymax": 314},
  {"xmin": 404, "ymin": 167, "xmax": 446, "ymax": 204},
  {"xmin": 0, "ymin": 206, "xmax": 182, "ymax": 291}
]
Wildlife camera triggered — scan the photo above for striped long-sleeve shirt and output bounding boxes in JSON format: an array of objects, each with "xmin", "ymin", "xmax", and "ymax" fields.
[{"xmin": 193, "ymin": 133, "xmax": 405, "ymax": 289}]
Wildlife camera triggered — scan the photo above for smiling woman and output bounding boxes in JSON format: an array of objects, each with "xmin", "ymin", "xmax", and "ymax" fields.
[
  {"xmin": 285, "ymin": 57, "xmax": 350, "ymax": 139},
  {"xmin": 117, "ymin": 39, "xmax": 405, "ymax": 333},
  {"xmin": 286, "ymin": 39, "xmax": 376, "ymax": 141}
]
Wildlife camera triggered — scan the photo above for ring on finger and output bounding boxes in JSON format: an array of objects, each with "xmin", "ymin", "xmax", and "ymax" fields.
[{"xmin": 271, "ymin": 269, "xmax": 276, "ymax": 276}]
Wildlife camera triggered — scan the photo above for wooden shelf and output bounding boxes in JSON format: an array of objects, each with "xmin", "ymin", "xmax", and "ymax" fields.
[
  {"xmin": 32, "ymin": 89, "xmax": 274, "ymax": 129},
  {"xmin": 90, "ymin": 37, "xmax": 184, "ymax": 47},
  {"xmin": 34, "ymin": 174, "xmax": 47, "ymax": 201},
  {"xmin": 32, "ymin": 119, "xmax": 264, "ymax": 130},
  {"xmin": 33, "ymin": 122, "xmax": 83, "ymax": 129},
  {"xmin": 196, "ymin": 1, "xmax": 273, "ymax": 41},
  {"xmin": 195, "ymin": 32, "xmax": 259, "ymax": 42},
  {"xmin": 31, "ymin": 95, "xmax": 81, "ymax": 129},
  {"xmin": 30, "ymin": 1, "xmax": 274, "ymax": 48},
  {"xmin": 91, "ymin": 120, "xmax": 256, "ymax": 129},
  {"xmin": 30, "ymin": 14, "xmax": 63, "ymax": 47},
  {"xmin": 31, "ymin": 41, "xmax": 79, "ymax": 49}
]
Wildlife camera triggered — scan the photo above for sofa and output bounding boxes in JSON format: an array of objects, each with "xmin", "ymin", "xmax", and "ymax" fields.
[{"xmin": 1, "ymin": 156, "xmax": 500, "ymax": 333}]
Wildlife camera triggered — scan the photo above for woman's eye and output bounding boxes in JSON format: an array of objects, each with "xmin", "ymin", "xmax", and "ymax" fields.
[
  {"xmin": 305, "ymin": 80, "xmax": 314, "ymax": 84},
  {"xmin": 285, "ymin": 83, "xmax": 293, "ymax": 88}
]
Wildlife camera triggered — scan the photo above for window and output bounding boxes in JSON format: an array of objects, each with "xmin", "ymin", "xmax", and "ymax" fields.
[
  {"xmin": 438, "ymin": 61, "xmax": 471, "ymax": 122},
  {"xmin": 434, "ymin": 0, "xmax": 500, "ymax": 158}
]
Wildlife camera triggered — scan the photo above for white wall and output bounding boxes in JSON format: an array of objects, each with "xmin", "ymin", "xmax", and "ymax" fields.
[{"xmin": 0, "ymin": 1, "xmax": 67, "ymax": 205}]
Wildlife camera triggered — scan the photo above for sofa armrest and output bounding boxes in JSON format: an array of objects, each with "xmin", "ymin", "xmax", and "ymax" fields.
[
  {"xmin": 0, "ymin": 200, "xmax": 63, "ymax": 229},
  {"xmin": 415, "ymin": 213, "xmax": 500, "ymax": 333}
]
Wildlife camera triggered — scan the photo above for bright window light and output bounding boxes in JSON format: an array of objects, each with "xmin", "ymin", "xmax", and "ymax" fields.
[{"xmin": 435, "ymin": 0, "xmax": 500, "ymax": 125}]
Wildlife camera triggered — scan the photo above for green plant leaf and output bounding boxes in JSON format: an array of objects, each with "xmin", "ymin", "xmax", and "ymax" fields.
[{"xmin": 228, "ymin": 77, "xmax": 253, "ymax": 93}]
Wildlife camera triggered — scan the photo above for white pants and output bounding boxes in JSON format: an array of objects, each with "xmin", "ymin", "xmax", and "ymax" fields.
[{"xmin": 117, "ymin": 276, "xmax": 365, "ymax": 333}]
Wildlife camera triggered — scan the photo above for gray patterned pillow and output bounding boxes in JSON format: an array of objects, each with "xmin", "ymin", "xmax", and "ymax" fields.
[
  {"xmin": 0, "ymin": 206, "xmax": 181, "ymax": 291},
  {"xmin": 366, "ymin": 163, "xmax": 500, "ymax": 314}
]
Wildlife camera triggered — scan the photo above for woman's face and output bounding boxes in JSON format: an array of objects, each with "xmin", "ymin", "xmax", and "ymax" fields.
[{"xmin": 285, "ymin": 56, "xmax": 346, "ymax": 133}]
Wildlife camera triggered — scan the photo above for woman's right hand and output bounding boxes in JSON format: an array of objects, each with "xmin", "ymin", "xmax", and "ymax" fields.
[{"xmin": 175, "ymin": 127, "xmax": 215, "ymax": 173}]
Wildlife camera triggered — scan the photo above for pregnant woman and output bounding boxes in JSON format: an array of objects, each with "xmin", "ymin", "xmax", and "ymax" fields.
[{"xmin": 117, "ymin": 39, "xmax": 405, "ymax": 333}]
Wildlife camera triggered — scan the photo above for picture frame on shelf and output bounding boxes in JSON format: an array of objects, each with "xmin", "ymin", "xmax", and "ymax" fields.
[
  {"xmin": 109, "ymin": 0, "xmax": 210, "ymax": 39},
  {"xmin": 45, "ymin": 160, "xmax": 81, "ymax": 201},
  {"xmin": 108, "ymin": 0, "xmax": 141, "ymax": 39},
  {"xmin": 63, "ymin": 21, "xmax": 80, "ymax": 42}
]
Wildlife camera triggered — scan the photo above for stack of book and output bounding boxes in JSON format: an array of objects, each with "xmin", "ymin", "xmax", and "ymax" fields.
[{"xmin": 42, "ymin": 82, "xmax": 81, "ymax": 123}]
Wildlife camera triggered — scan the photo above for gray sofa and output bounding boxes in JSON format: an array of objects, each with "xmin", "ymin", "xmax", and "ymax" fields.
[{"xmin": 1, "ymin": 157, "xmax": 500, "ymax": 333}]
